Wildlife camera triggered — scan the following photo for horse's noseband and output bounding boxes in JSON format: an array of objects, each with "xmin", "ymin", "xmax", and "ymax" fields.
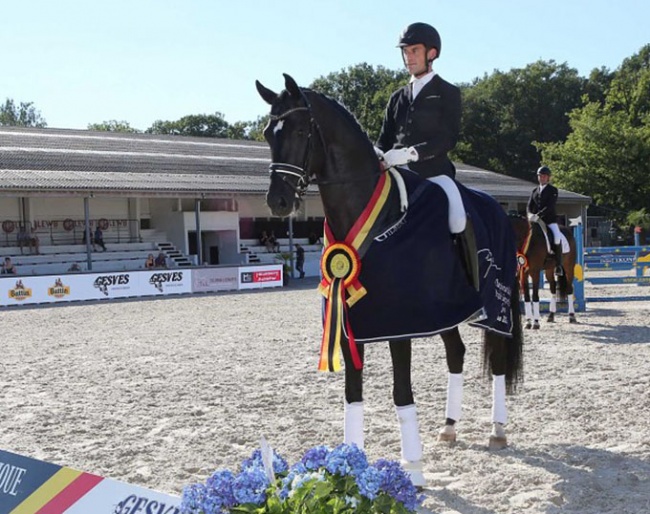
[{"xmin": 268, "ymin": 106, "xmax": 317, "ymax": 197}]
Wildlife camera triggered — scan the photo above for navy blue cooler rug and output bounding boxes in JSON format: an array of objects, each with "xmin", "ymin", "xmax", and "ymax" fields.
[{"xmin": 343, "ymin": 168, "xmax": 517, "ymax": 343}]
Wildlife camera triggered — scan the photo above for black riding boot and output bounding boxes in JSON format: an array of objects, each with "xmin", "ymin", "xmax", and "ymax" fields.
[
  {"xmin": 454, "ymin": 215, "xmax": 480, "ymax": 291},
  {"xmin": 554, "ymin": 243, "xmax": 564, "ymax": 276}
]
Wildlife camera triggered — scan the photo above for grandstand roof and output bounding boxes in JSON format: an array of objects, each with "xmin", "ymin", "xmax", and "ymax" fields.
[{"xmin": 0, "ymin": 126, "xmax": 590, "ymax": 204}]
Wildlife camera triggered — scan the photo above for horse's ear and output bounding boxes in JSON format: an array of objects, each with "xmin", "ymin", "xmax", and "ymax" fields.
[
  {"xmin": 283, "ymin": 73, "xmax": 301, "ymax": 99},
  {"xmin": 256, "ymin": 80, "xmax": 278, "ymax": 105}
]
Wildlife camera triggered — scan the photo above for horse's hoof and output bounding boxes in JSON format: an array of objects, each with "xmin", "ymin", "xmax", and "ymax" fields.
[
  {"xmin": 547, "ymin": 313, "xmax": 555, "ymax": 322},
  {"xmin": 569, "ymin": 314, "xmax": 577, "ymax": 324},
  {"xmin": 489, "ymin": 435, "xmax": 508, "ymax": 450},
  {"xmin": 488, "ymin": 423, "xmax": 507, "ymax": 450},
  {"xmin": 402, "ymin": 461, "xmax": 426, "ymax": 487},
  {"xmin": 525, "ymin": 320, "xmax": 532, "ymax": 330},
  {"xmin": 438, "ymin": 425, "xmax": 457, "ymax": 443},
  {"xmin": 532, "ymin": 321, "xmax": 540, "ymax": 330}
]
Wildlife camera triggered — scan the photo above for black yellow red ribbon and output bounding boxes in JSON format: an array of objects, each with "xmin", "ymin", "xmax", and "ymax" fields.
[{"xmin": 317, "ymin": 170, "xmax": 392, "ymax": 372}]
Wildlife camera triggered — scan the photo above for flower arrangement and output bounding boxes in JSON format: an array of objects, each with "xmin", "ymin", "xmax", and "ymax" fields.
[{"xmin": 181, "ymin": 443, "xmax": 423, "ymax": 514}]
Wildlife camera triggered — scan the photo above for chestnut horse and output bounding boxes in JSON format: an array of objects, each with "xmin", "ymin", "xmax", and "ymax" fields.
[{"xmin": 510, "ymin": 214, "xmax": 578, "ymax": 328}]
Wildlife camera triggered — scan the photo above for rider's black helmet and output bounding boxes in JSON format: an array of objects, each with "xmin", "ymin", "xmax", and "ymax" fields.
[
  {"xmin": 397, "ymin": 23, "xmax": 442, "ymax": 57},
  {"xmin": 537, "ymin": 166, "xmax": 551, "ymax": 176}
]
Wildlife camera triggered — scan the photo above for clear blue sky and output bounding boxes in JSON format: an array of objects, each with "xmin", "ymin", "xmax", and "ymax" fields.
[{"xmin": 2, "ymin": 0, "xmax": 647, "ymax": 131}]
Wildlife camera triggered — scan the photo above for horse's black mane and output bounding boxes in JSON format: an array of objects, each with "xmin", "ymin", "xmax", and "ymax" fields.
[{"xmin": 301, "ymin": 88, "xmax": 372, "ymax": 143}]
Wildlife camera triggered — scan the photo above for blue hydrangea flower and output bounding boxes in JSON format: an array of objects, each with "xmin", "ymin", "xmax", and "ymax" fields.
[
  {"xmin": 203, "ymin": 469, "xmax": 236, "ymax": 512},
  {"xmin": 241, "ymin": 448, "xmax": 289, "ymax": 474},
  {"xmin": 325, "ymin": 443, "xmax": 368, "ymax": 477},
  {"xmin": 374, "ymin": 459, "xmax": 423, "ymax": 511},
  {"xmin": 301, "ymin": 445, "xmax": 331, "ymax": 471},
  {"xmin": 180, "ymin": 483, "xmax": 207, "ymax": 514},
  {"xmin": 232, "ymin": 467, "xmax": 270, "ymax": 505},
  {"xmin": 279, "ymin": 462, "xmax": 309, "ymax": 500},
  {"xmin": 356, "ymin": 465, "xmax": 383, "ymax": 500}
]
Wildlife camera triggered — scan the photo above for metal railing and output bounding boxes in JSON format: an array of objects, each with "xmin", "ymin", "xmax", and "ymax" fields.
[{"xmin": 1, "ymin": 218, "xmax": 141, "ymax": 247}]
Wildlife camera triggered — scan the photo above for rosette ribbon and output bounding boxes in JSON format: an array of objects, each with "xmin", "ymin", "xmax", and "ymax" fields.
[{"xmin": 317, "ymin": 171, "xmax": 393, "ymax": 372}]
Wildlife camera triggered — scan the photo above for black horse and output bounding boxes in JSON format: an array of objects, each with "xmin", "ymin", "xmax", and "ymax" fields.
[
  {"xmin": 510, "ymin": 214, "xmax": 578, "ymax": 328},
  {"xmin": 256, "ymin": 74, "xmax": 523, "ymax": 485}
]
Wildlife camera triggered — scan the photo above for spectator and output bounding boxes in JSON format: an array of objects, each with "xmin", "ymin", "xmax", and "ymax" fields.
[
  {"xmin": 144, "ymin": 253, "xmax": 155, "ymax": 269},
  {"xmin": 1, "ymin": 257, "xmax": 17, "ymax": 275},
  {"xmin": 308, "ymin": 232, "xmax": 322, "ymax": 246},
  {"xmin": 268, "ymin": 230, "xmax": 280, "ymax": 252},
  {"xmin": 154, "ymin": 252, "xmax": 168, "ymax": 268},
  {"xmin": 17, "ymin": 225, "xmax": 40, "ymax": 255},
  {"xmin": 67, "ymin": 262, "xmax": 81, "ymax": 272},
  {"xmin": 259, "ymin": 230, "xmax": 269, "ymax": 246},
  {"xmin": 94, "ymin": 226, "xmax": 107, "ymax": 252},
  {"xmin": 295, "ymin": 243, "xmax": 305, "ymax": 279}
]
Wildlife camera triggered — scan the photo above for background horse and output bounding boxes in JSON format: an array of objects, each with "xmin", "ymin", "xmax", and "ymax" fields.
[
  {"xmin": 510, "ymin": 214, "xmax": 578, "ymax": 328},
  {"xmin": 256, "ymin": 74, "xmax": 523, "ymax": 486}
]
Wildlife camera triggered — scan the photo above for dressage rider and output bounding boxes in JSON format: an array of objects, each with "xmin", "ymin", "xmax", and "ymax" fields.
[
  {"xmin": 527, "ymin": 166, "xmax": 564, "ymax": 276},
  {"xmin": 375, "ymin": 22, "xmax": 479, "ymax": 291}
]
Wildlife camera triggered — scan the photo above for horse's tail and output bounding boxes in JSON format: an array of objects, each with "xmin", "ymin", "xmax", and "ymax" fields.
[{"xmin": 483, "ymin": 278, "xmax": 524, "ymax": 394}]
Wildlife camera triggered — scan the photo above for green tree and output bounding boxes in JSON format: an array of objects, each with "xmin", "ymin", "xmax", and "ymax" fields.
[
  {"xmin": 539, "ymin": 103, "xmax": 650, "ymax": 220},
  {"xmin": 539, "ymin": 46, "xmax": 650, "ymax": 220},
  {"xmin": 87, "ymin": 120, "xmax": 141, "ymax": 133},
  {"xmin": 226, "ymin": 121, "xmax": 249, "ymax": 140},
  {"xmin": 605, "ymin": 44, "xmax": 650, "ymax": 126},
  {"xmin": 0, "ymin": 98, "xmax": 47, "ymax": 127},
  {"xmin": 310, "ymin": 63, "xmax": 408, "ymax": 142},
  {"xmin": 455, "ymin": 60, "xmax": 587, "ymax": 179},
  {"xmin": 146, "ymin": 112, "xmax": 230, "ymax": 137},
  {"xmin": 246, "ymin": 115, "xmax": 269, "ymax": 142}
]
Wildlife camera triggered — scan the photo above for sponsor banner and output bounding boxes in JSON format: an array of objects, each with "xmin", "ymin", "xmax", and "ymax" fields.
[
  {"xmin": 0, "ymin": 275, "xmax": 92, "ymax": 306},
  {"xmin": 238, "ymin": 265, "xmax": 283, "ymax": 290},
  {"xmin": 141, "ymin": 270, "xmax": 191, "ymax": 295},
  {"xmin": 0, "ymin": 265, "xmax": 281, "ymax": 307},
  {"xmin": 191, "ymin": 267, "xmax": 239, "ymax": 293},
  {"xmin": 88, "ymin": 273, "xmax": 135, "ymax": 300},
  {"xmin": 0, "ymin": 449, "xmax": 180, "ymax": 514}
]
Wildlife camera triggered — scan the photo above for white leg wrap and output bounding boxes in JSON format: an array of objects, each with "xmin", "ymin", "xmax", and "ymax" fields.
[
  {"xmin": 524, "ymin": 302, "xmax": 532, "ymax": 320},
  {"xmin": 568, "ymin": 294, "xmax": 575, "ymax": 315},
  {"xmin": 427, "ymin": 175, "xmax": 466, "ymax": 233},
  {"xmin": 396, "ymin": 404, "xmax": 422, "ymax": 463},
  {"xmin": 445, "ymin": 373, "xmax": 463, "ymax": 422},
  {"xmin": 396, "ymin": 404, "xmax": 425, "ymax": 487},
  {"xmin": 549, "ymin": 296, "xmax": 557, "ymax": 313},
  {"xmin": 533, "ymin": 301, "xmax": 541, "ymax": 321},
  {"xmin": 492, "ymin": 375, "xmax": 507, "ymax": 425},
  {"xmin": 344, "ymin": 401, "xmax": 364, "ymax": 450}
]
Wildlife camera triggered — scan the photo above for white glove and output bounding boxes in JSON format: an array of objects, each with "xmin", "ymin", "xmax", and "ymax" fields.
[
  {"xmin": 373, "ymin": 146, "xmax": 385, "ymax": 161},
  {"xmin": 383, "ymin": 147, "xmax": 419, "ymax": 169},
  {"xmin": 527, "ymin": 212, "xmax": 539, "ymax": 223}
]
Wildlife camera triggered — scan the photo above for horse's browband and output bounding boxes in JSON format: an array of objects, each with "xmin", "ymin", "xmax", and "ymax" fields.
[{"xmin": 269, "ymin": 107, "xmax": 309, "ymax": 121}]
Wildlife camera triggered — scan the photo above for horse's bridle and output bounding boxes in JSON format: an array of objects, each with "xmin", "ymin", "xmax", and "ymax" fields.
[
  {"xmin": 268, "ymin": 90, "xmax": 382, "ymax": 197},
  {"xmin": 268, "ymin": 104, "xmax": 317, "ymax": 197}
]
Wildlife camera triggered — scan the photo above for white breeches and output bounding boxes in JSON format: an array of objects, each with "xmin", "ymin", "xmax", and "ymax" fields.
[
  {"xmin": 548, "ymin": 223, "xmax": 562, "ymax": 245},
  {"xmin": 427, "ymin": 175, "xmax": 466, "ymax": 233}
]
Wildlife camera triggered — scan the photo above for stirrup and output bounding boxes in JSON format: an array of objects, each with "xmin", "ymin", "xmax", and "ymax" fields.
[{"xmin": 455, "ymin": 215, "xmax": 480, "ymax": 291}]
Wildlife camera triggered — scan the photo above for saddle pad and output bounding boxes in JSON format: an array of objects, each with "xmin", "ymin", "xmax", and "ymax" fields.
[{"xmin": 342, "ymin": 169, "xmax": 517, "ymax": 342}]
